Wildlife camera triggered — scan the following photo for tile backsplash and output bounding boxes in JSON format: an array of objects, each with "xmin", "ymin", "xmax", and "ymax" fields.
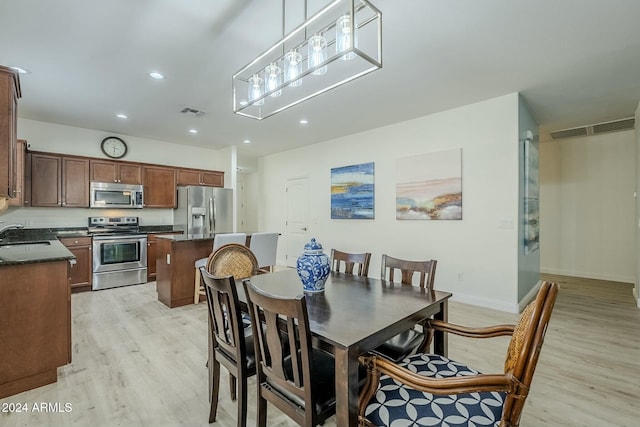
[{"xmin": 0, "ymin": 207, "xmax": 173, "ymax": 228}]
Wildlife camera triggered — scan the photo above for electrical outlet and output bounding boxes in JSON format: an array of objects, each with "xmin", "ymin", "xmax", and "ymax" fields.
[
  {"xmin": 166, "ymin": 254, "xmax": 171, "ymax": 264},
  {"xmin": 457, "ymin": 272, "xmax": 463, "ymax": 281}
]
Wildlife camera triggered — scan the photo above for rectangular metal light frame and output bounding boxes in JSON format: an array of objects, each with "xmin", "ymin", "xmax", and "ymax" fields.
[{"xmin": 232, "ymin": 0, "xmax": 382, "ymax": 120}]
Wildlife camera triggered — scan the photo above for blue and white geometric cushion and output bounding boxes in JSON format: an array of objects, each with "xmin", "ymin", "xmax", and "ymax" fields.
[{"xmin": 365, "ymin": 353, "xmax": 506, "ymax": 427}]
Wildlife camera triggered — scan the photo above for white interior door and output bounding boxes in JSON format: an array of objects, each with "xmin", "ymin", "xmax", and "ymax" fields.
[{"xmin": 285, "ymin": 177, "xmax": 309, "ymax": 267}]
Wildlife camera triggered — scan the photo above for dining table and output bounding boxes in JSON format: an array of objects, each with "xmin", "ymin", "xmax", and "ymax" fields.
[{"xmin": 237, "ymin": 268, "xmax": 452, "ymax": 427}]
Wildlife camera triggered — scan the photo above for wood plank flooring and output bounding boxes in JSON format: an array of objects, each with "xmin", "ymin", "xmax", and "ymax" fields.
[{"xmin": 1, "ymin": 274, "xmax": 639, "ymax": 426}]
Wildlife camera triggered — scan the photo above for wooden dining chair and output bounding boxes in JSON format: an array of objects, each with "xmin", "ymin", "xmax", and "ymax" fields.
[
  {"xmin": 242, "ymin": 279, "xmax": 337, "ymax": 427},
  {"xmin": 374, "ymin": 254, "xmax": 438, "ymax": 362},
  {"xmin": 201, "ymin": 269, "xmax": 256, "ymax": 427},
  {"xmin": 330, "ymin": 249, "xmax": 371, "ymax": 277},
  {"xmin": 194, "ymin": 233, "xmax": 247, "ymax": 304},
  {"xmin": 358, "ymin": 281, "xmax": 559, "ymax": 427}
]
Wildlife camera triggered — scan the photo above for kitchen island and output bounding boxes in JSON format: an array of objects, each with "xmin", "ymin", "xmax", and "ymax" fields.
[
  {"xmin": 0, "ymin": 238, "xmax": 74, "ymax": 398},
  {"xmin": 155, "ymin": 233, "xmax": 247, "ymax": 308}
]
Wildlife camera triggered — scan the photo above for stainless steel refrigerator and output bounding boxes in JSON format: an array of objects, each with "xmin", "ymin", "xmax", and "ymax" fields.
[{"xmin": 174, "ymin": 186, "xmax": 233, "ymax": 234}]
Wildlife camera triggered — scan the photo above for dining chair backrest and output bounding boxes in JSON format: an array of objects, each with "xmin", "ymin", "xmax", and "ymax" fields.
[
  {"xmin": 330, "ymin": 249, "xmax": 371, "ymax": 277},
  {"xmin": 380, "ymin": 254, "xmax": 437, "ymax": 290},
  {"xmin": 202, "ymin": 270, "xmax": 246, "ymax": 366},
  {"xmin": 249, "ymin": 232, "xmax": 279, "ymax": 271},
  {"xmin": 243, "ymin": 279, "xmax": 334, "ymax": 426},
  {"xmin": 206, "ymin": 243, "xmax": 259, "ymax": 281},
  {"xmin": 213, "ymin": 232, "xmax": 247, "ymax": 252}
]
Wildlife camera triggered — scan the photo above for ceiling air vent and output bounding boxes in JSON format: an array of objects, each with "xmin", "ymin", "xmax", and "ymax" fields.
[
  {"xmin": 549, "ymin": 127, "xmax": 588, "ymax": 140},
  {"xmin": 549, "ymin": 117, "xmax": 635, "ymax": 140},
  {"xmin": 179, "ymin": 106, "xmax": 206, "ymax": 117},
  {"xmin": 592, "ymin": 117, "xmax": 635, "ymax": 135}
]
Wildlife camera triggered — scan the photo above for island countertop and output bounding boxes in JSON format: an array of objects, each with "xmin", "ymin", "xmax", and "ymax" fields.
[{"xmin": 155, "ymin": 232, "xmax": 251, "ymax": 242}]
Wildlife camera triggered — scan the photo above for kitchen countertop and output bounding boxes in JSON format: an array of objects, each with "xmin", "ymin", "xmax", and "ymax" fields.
[
  {"xmin": 0, "ymin": 225, "xmax": 178, "ymax": 266},
  {"xmin": 155, "ymin": 233, "xmax": 217, "ymax": 242},
  {"xmin": 0, "ymin": 239, "xmax": 74, "ymax": 265}
]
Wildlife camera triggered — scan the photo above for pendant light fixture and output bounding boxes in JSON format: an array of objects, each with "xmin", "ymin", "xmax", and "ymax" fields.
[{"xmin": 233, "ymin": 0, "xmax": 382, "ymax": 120}]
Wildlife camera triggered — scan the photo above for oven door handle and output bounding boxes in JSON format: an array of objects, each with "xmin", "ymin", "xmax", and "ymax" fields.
[{"xmin": 93, "ymin": 237, "xmax": 147, "ymax": 244}]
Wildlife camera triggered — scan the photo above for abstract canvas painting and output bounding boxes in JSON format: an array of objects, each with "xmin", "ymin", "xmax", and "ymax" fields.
[
  {"xmin": 524, "ymin": 139, "xmax": 540, "ymax": 254},
  {"xmin": 331, "ymin": 162, "xmax": 375, "ymax": 219},
  {"xmin": 396, "ymin": 149, "xmax": 462, "ymax": 220}
]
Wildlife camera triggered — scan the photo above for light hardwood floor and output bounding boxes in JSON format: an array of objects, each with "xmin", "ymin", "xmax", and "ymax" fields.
[{"xmin": 1, "ymin": 274, "xmax": 639, "ymax": 426}]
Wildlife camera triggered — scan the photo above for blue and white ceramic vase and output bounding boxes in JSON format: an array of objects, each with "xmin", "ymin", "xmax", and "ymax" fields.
[{"xmin": 296, "ymin": 238, "xmax": 330, "ymax": 293}]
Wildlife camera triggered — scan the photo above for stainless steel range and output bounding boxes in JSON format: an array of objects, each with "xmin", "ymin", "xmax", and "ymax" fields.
[{"xmin": 89, "ymin": 216, "xmax": 147, "ymax": 291}]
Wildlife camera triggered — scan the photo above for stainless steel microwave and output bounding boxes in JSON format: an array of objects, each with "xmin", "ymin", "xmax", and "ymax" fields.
[{"xmin": 90, "ymin": 182, "xmax": 144, "ymax": 209}]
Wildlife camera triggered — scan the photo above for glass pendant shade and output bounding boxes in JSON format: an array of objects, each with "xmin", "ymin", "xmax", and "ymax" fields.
[
  {"xmin": 284, "ymin": 50, "xmax": 303, "ymax": 87},
  {"xmin": 233, "ymin": 0, "xmax": 382, "ymax": 120},
  {"xmin": 248, "ymin": 74, "xmax": 264, "ymax": 106},
  {"xmin": 308, "ymin": 34, "xmax": 328, "ymax": 75},
  {"xmin": 265, "ymin": 63, "xmax": 282, "ymax": 97},
  {"xmin": 336, "ymin": 15, "xmax": 356, "ymax": 60}
]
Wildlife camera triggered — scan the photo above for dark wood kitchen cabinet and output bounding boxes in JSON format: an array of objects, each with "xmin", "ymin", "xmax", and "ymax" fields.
[
  {"xmin": 8, "ymin": 140, "xmax": 26, "ymax": 207},
  {"xmin": 59, "ymin": 236, "xmax": 92, "ymax": 293},
  {"xmin": 143, "ymin": 166, "xmax": 177, "ymax": 208},
  {"xmin": 0, "ymin": 65, "xmax": 21, "ymax": 200},
  {"xmin": 90, "ymin": 159, "xmax": 142, "ymax": 184},
  {"xmin": 31, "ymin": 153, "xmax": 89, "ymax": 207},
  {"xmin": 177, "ymin": 168, "xmax": 224, "ymax": 187},
  {"xmin": 0, "ymin": 259, "xmax": 71, "ymax": 398}
]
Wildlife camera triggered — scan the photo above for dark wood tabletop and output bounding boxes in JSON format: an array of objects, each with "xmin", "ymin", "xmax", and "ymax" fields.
[{"xmin": 242, "ymin": 268, "xmax": 452, "ymax": 427}]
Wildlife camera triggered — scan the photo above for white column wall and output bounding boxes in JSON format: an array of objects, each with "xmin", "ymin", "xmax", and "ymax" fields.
[{"xmin": 257, "ymin": 94, "xmax": 521, "ymax": 312}]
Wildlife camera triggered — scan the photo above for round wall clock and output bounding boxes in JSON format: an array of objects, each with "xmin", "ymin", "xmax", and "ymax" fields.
[{"xmin": 100, "ymin": 136, "xmax": 128, "ymax": 159}]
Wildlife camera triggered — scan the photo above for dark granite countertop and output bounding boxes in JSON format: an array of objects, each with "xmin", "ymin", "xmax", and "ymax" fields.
[
  {"xmin": 156, "ymin": 233, "xmax": 216, "ymax": 242},
  {"xmin": 0, "ymin": 239, "xmax": 74, "ymax": 266},
  {"xmin": 0, "ymin": 225, "xmax": 176, "ymax": 266}
]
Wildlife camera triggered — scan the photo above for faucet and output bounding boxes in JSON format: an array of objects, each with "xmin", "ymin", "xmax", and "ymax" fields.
[{"xmin": 0, "ymin": 221, "xmax": 24, "ymax": 236}]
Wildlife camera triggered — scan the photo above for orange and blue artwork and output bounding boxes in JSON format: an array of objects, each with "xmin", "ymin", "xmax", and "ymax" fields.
[{"xmin": 331, "ymin": 162, "xmax": 375, "ymax": 219}]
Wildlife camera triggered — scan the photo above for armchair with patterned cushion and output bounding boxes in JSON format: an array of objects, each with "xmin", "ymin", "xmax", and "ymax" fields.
[{"xmin": 358, "ymin": 281, "xmax": 558, "ymax": 427}]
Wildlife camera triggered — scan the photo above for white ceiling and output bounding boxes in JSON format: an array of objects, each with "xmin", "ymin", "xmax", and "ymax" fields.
[{"xmin": 2, "ymin": 0, "xmax": 640, "ymax": 169}]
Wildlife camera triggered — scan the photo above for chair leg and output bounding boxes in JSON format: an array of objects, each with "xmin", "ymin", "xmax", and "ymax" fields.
[
  {"xmin": 194, "ymin": 267, "xmax": 202, "ymax": 304},
  {"xmin": 208, "ymin": 357, "xmax": 220, "ymax": 423},
  {"xmin": 237, "ymin": 373, "xmax": 248, "ymax": 427},
  {"xmin": 229, "ymin": 373, "xmax": 237, "ymax": 401},
  {"xmin": 257, "ymin": 389, "xmax": 267, "ymax": 427}
]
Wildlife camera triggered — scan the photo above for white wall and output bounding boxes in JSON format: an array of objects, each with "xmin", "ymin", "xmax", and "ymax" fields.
[
  {"xmin": 0, "ymin": 119, "xmax": 228, "ymax": 228},
  {"xmin": 540, "ymin": 130, "xmax": 636, "ymax": 283},
  {"xmin": 635, "ymin": 103, "xmax": 640, "ymax": 306},
  {"xmin": 256, "ymin": 94, "xmax": 522, "ymax": 312}
]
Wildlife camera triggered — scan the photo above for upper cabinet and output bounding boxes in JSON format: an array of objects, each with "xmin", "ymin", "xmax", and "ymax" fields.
[
  {"xmin": 31, "ymin": 153, "xmax": 89, "ymax": 207},
  {"xmin": 8, "ymin": 140, "xmax": 26, "ymax": 207},
  {"xmin": 0, "ymin": 65, "xmax": 21, "ymax": 199},
  {"xmin": 177, "ymin": 168, "xmax": 224, "ymax": 187},
  {"xmin": 90, "ymin": 159, "xmax": 142, "ymax": 184},
  {"xmin": 143, "ymin": 166, "xmax": 177, "ymax": 208}
]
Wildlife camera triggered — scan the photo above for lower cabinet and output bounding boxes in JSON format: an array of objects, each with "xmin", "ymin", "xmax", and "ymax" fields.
[
  {"xmin": 0, "ymin": 260, "xmax": 71, "ymax": 398},
  {"xmin": 59, "ymin": 237, "xmax": 92, "ymax": 292}
]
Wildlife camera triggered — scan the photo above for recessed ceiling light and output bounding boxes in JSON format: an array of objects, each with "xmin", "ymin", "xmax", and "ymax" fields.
[
  {"xmin": 299, "ymin": 119, "xmax": 308, "ymax": 124},
  {"xmin": 116, "ymin": 113, "xmax": 128, "ymax": 119},
  {"xmin": 243, "ymin": 139, "xmax": 251, "ymax": 144},
  {"xmin": 189, "ymin": 129, "xmax": 198, "ymax": 134},
  {"xmin": 10, "ymin": 66, "xmax": 31, "ymax": 74},
  {"xmin": 149, "ymin": 72, "xmax": 165, "ymax": 80}
]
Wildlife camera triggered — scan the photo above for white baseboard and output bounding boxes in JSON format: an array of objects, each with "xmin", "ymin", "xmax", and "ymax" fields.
[
  {"xmin": 519, "ymin": 281, "xmax": 542, "ymax": 312},
  {"xmin": 541, "ymin": 267, "xmax": 634, "ymax": 284},
  {"xmin": 450, "ymin": 293, "xmax": 519, "ymax": 314}
]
